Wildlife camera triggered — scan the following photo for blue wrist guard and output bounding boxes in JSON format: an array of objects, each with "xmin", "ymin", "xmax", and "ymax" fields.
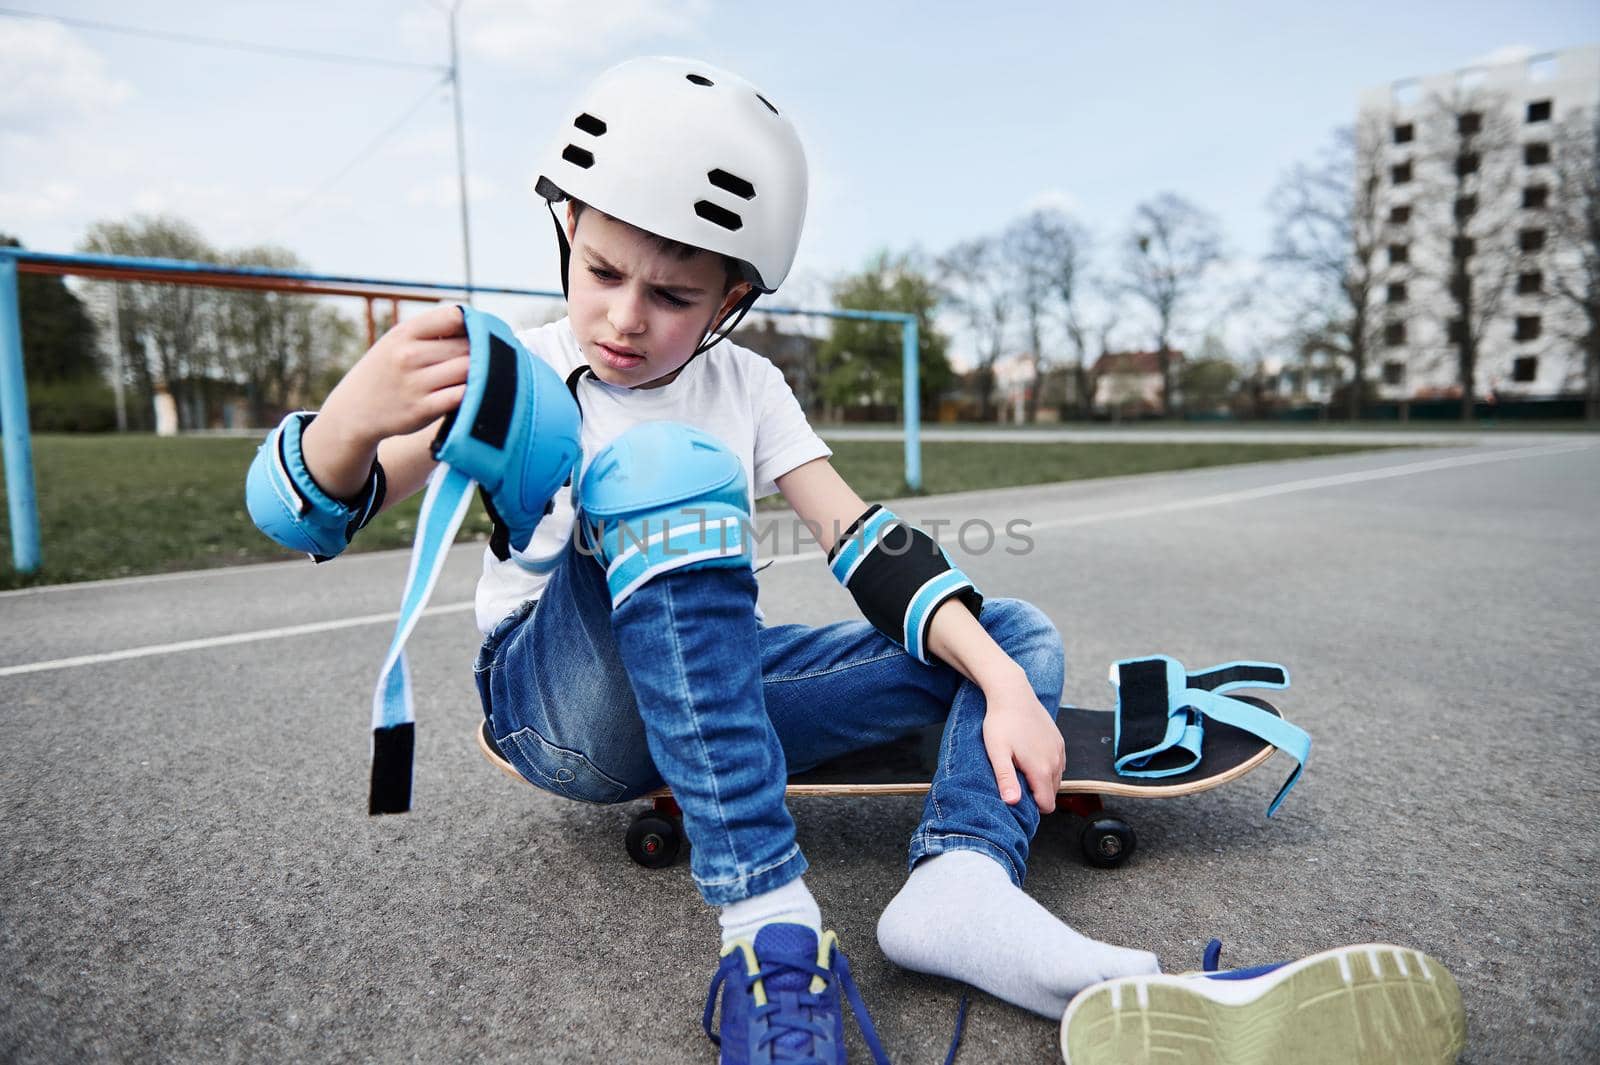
[
  {"xmin": 828, "ymin": 504, "xmax": 982, "ymax": 665},
  {"xmin": 245, "ymin": 411, "xmax": 385, "ymax": 562}
]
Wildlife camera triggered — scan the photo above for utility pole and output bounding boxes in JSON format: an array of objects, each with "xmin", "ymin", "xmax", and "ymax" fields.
[{"xmin": 448, "ymin": 1, "xmax": 474, "ymax": 300}]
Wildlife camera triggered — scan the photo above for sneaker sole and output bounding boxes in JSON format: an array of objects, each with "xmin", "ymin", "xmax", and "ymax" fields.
[{"xmin": 1059, "ymin": 944, "xmax": 1466, "ymax": 1065}]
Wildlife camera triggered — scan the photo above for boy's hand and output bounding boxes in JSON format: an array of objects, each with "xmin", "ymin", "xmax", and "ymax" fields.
[
  {"xmin": 319, "ymin": 304, "xmax": 472, "ymax": 448},
  {"xmin": 980, "ymin": 674, "xmax": 1066, "ymax": 813}
]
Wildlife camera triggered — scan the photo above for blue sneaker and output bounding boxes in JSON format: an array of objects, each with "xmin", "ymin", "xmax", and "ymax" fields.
[
  {"xmin": 703, "ymin": 924, "xmax": 892, "ymax": 1064},
  {"xmin": 1059, "ymin": 939, "xmax": 1466, "ymax": 1065}
]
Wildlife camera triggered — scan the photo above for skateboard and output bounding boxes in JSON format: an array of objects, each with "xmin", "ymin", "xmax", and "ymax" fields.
[{"xmin": 475, "ymin": 695, "xmax": 1286, "ymax": 871}]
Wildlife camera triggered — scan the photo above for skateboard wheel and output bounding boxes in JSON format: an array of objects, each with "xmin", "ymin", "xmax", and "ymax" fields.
[
  {"xmin": 626, "ymin": 811, "xmax": 682, "ymax": 869},
  {"xmin": 1080, "ymin": 817, "xmax": 1136, "ymax": 869}
]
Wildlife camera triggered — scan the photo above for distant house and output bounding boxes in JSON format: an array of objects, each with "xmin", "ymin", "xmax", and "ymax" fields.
[
  {"xmin": 730, "ymin": 318, "xmax": 823, "ymax": 417},
  {"xmin": 1092, "ymin": 349, "xmax": 1184, "ymax": 415}
]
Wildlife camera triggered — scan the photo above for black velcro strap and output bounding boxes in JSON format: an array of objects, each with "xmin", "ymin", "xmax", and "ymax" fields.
[
  {"xmin": 480, "ymin": 487, "xmax": 511, "ymax": 562},
  {"xmin": 471, "ymin": 334, "xmax": 519, "ymax": 449},
  {"xmin": 1189, "ymin": 663, "xmax": 1287, "ymax": 691},
  {"xmin": 369, "ymin": 722, "xmax": 415, "ymax": 815},
  {"xmin": 1114, "ymin": 658, "xmax": 1173, "ymax": 764}
]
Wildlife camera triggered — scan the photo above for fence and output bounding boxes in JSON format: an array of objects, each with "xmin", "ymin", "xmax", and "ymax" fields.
[{"xmin": 0, "ymin": 248, "xmax": 923, "ymax": 575}]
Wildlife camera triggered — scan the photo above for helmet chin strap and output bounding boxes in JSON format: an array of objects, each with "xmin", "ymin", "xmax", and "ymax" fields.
[{"xmin": 546, "ymin": 198, "xmax": 764, "ymax": 378}]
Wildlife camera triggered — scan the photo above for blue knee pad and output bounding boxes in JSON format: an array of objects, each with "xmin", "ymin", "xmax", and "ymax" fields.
[{"xmin": 578, "ymin": 422, "xmax": 753, "ymax": 608}]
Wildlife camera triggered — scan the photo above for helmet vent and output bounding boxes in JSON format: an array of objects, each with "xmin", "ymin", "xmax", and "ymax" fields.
[
  {"xmin": 755, "ymin": 93, "xmax": 779, "ymax": 115},
  {"xmin": 694, "ymin": 200, "xmax": 743, "ymax": 231},
  {"xmin": 707, "ymin": 169, "xmax": 756, "ymax": 200},
  {"xmin": 561, "ymin": 144, "xmax": 595, "ymax": 168},
  {"xmin": 685, "ymin": 73, "xmax": 714, "ymax": 86},
  {"xmin": 573, "ymin": 113, "xmax": 607, "ymax": 136}
]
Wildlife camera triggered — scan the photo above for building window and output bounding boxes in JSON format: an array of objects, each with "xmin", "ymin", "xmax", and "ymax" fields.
[
  {"xmin": 1519, "ymin": 229, "xmax": 1546, "ymax": 253},
  {"xmin": 1389, "ymin": 204, "xmax": 1411, "ymax": 224},
  {"xmin": 1514, "ymin": 316, "xmax": 1541, "ymax": 341},
  {"xmin": 1454, "ymin": 195, "xmax": 1477, "ymax": 219},
  {"xmin": 1389, "ymin": 243, "xmax": 1409, "ymax": 265},
  {"xmin": 1522, "ymin": 186, "xmax": 1549, "ymax": 209},
  {"xmin": 1525, "ymin": 142, "xmax": 1550, "ymax": 166},
  {"xmin": 1447, "ymin": 319, "xmax": 1465, "ymax": 344},
  {"xmin": 1455, "ymin": 152, "xmax": 1480, "ymax": 176},
  {"xmin": 1517, "ymin": 271, "xmax": 1543, "ymax": 294},
  {"xmin": 1451, "ymin": 237, "xmax": 1476, "ymax": 258},
  {"xmin": 1382, "ymin": 361, "xmax": 1405, "ymax": 386},
  {"xmin": 1513, "ymin": 356, "xmax": 1538, "ymax": 382},
  {"xmin": 1384, "ymin": 322, "xmax": 1407, "ymax": 346},
  {"xmin": 1526, "ymin": 99, "xmax": 1552, "ymax": 123},
  {"xmin": 1393, "ymin": 123, "xmax": 1414, "ymax": 144},
  {"xmin": 1387, "ymin": 282, "xmax": 1408, "ymax": 304},
  {"xmin": 1391, "ymin": 162, "xmax": 1412, "ymax": 185},
  {"xmin": 1458, "ymin": 111, "xmax": 1483, "ymax": 135}
]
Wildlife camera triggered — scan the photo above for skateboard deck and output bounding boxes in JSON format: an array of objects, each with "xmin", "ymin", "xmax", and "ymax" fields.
[
  {"xmin": 476, "ymin": 696, "xmax": 1287, "ymax": 869},
  {"xmin": 475, "ymin": 696, "xmax": 1283, "ymax": 801}
]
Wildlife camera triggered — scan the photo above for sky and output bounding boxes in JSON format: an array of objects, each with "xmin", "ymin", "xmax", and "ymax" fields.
[{"xmin": 2, "ymin": 0, "xmax": 1597, "ymax": 362}]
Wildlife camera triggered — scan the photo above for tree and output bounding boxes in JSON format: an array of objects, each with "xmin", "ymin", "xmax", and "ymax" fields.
[
  {"xmin": 1417, "ymin": 90, "xmax": 1523, "ymax": 420},
  {"xmin": 938, "ymin": 235, "xmax": 1011, "ymax": 421},
  {"xmin": 1546, "ymin": 106, "xmax": 1600, "ymax": 420},
  {"xmin": 1003, "ymin": 208, "xmax": 1094, "ymax": 421},
  {"xmin": 1122, "ymin": 193, "xmax": 1224, "ymax": 415},
  {"xmin": 214, "ymin": 245, "xmax": 362, "ymax": 423},
  {"xmin": 1, "ymin": 235, "xmax": 101, "ymax": 385},
  {"xmin": 80, "ymin": 215, "xmax": 215, "ymax": 430},
  {"xmin": 1267, "ymin": 117, "xmax": 1391, "ymax": 419},
  {"xmin": 815, "ymin": 252, "xmax": 951, "ymax": 418},
  {"xmin": 1180, "ymin": 351, "xmax": 1240, "ymax": 413}
]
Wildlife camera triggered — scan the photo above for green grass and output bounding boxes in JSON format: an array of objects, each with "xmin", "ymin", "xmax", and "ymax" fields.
[{"xmin": 0, "ymin": 433, "xmax": 1398, "ymax": 590}]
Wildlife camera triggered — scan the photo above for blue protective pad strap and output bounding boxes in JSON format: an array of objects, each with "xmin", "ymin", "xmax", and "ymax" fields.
[
  {"xmin": 364, "ymin": 307, "xmax": 581, "ymax": 814},
  {"xmin": 578, "ymin": 421, "xmax": 753, "ymax": 608},
  {"xmin": 1111, "ymin": 655, "xmax": 1310, "ymax": 816},
  {"xmin": 367, "ymin": 463, "xmax": 476, "ymax": 813},
  {"xmin": 244, "ymin": 411, "xmax": 385, "ymax": 562}
]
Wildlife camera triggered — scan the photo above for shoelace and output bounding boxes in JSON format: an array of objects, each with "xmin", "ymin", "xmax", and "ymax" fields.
[{"xmin": 703, "ymin": 949, "xmax": 969, "ymax": 1064}]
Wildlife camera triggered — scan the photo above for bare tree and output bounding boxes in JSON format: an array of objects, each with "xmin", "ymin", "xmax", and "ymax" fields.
[
  {"xmin": 1003, "ymin": 208, "xmax": 1096, "ymax": 421},
  {"xmin": 938, "ymin": 235, "xmax": 1012, "ymax": 421},
  {"xmin": 1416, "ymin": 90, "xmax": 1524, "ymax": 419},
  {"xmin": 1268, "ymin": 116, "xmax": 1392, "ymax": 419},
  {"xmin": 81, "ymin": 216, "xmax": 214, "ymax": 429},
  {"xmin": 1121, "ymin": 193, "xmax": 1224, "ymax": 415},
  {"xmin": 1546, "ymin": 106, "xmax": 1600, "ymax": 420}
]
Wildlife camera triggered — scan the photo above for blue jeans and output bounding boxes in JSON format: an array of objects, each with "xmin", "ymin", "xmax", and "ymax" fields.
[{"xmin": 473, "ymin": 539, "xmax": 1065, "ymax": 905}]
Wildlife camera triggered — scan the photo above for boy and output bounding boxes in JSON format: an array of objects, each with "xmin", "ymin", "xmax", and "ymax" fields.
[{"xmin": 248, "ymin": 57, "xmax": 1464, "ymax": 1064}]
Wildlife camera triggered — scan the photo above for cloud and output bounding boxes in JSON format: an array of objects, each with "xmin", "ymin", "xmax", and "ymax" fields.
[
  {"xmin": 1469, "ymin": 44, "xmax": 1536, "ymax": 69},
  {"xmin": 401, "ymin": 0, "xmax": 711, "ymax": 71},
  {"xmin": 1023, "ymin": 188, "xmax": 1085, "ymax": 218},
  {"xmin": 0, "ymin": 181, "xmax": 82, "ymax": 223},
  {"xmin": 0, "ymin": 20, "xmax": 132, "ymax": 134}
]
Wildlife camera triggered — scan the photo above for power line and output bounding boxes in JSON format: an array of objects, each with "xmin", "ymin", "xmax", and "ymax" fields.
[
  {"xmin": 0, "ymin": 6, "xmax": 447, "ymax": 73},
  {"xmin": 275, "ymin": 73, "xmax": 454, "ymax": 230}
]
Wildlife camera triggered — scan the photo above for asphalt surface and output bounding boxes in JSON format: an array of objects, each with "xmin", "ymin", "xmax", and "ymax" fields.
[{"xmin": 3, "ymin": 436, "xmax": 1597, "ymax": 1064}]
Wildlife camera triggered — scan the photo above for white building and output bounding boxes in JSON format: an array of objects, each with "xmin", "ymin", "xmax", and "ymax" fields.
[{"xmin": 1358, "ymin": 45, "xmax": 1599, "ymax": 403}]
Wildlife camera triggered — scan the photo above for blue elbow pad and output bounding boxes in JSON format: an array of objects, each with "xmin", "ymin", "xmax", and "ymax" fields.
[{"xmin": 245, "ymin": 411, "xmax": 386, "ymax": 562}]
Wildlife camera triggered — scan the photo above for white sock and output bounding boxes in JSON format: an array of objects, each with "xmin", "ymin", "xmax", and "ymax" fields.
[
  {"xmin": 719, "ymin": 876, "xmax": 822, "ymax": 949},
  {"xmin": 876, "ymin": 850, "xmax": 1160, "ymax": 1018}
]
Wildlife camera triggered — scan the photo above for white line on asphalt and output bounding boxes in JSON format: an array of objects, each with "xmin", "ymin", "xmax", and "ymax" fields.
[
  {"xmin": 1019, "ymin": 440, "xmax": 1596, "ymax": 536},
  {"xmin": 0, "ymin": 603, "xmax": 473, "ymax": 678},
  {"xmin": 3, "ymin": 441, "xmax": 1590, "ymax": 678}
]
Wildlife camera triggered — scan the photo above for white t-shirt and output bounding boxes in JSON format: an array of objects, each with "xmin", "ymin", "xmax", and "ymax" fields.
[{"xmin": 472, "ymin": 317, "xmax": 832, "ymax": 634}]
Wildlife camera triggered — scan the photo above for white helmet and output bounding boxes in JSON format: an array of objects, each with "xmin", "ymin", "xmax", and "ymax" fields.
[{"xmin": 535, "ymin": 56, "xmax": 808, "ymax": 293}]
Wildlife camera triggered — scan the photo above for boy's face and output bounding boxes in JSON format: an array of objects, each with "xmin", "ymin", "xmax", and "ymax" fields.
[{"xmin": 565, "ymin": 206, "xmax": 749, "ymax": 390}]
